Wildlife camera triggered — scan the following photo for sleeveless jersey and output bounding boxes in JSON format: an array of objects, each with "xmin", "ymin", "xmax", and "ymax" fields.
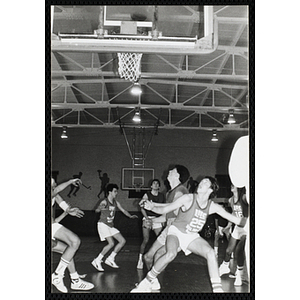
[
  {"xmin": 165, "ymin": 184, "xmax": 189, "ymax": 220},
  {"xmin": 144, "ymin": 191, "xmax": 166, "ymax": 217},
  {"xmin": 98, "ymin": 199, "xmax": 117, "ymax": 227},
  {"xmin": 228, "ymin": 196, "xmax": 248, "ymax": 219},
  {"xmin": 172, "ymin": 194, "xmax": 212, "ymax": 234}
]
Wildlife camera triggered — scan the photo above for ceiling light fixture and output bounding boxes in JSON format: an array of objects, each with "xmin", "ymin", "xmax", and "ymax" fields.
[
  {"xmin": 227, "ymin": 109, "xmax": 236, "ymax": 124},
  {"xmin": 132, "ymin": 108, "xmax": 141, "ymax": 123},
  {"xmin": 61, "ymin": 126, "xmax": 68, "ymax": 139},
  {"xmin": 131, "ymin": 82, "xmax": 142, "ymax": 96},
  {"xmin": 211, "ymin": 129, "xmax": 218, "ymax": 142}
]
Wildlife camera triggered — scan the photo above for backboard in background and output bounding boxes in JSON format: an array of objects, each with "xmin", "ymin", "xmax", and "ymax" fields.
[{"xmin": 122, "ymin": 168, "xmax": 154, "ymax": 191}]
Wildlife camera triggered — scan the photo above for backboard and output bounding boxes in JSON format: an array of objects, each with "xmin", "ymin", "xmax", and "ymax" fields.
[{"xmin": 122, "ymin": 168, "xmax": 154, "ymax": 191}]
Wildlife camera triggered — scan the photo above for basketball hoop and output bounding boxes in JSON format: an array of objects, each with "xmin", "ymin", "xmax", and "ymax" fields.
[
  {"xmin": 117, "ymin": 52, "xmax": 142, "ymax": 82},
  {"xmin": 133, "ymin": 182, "xmax": 142, "ymax": 192}
]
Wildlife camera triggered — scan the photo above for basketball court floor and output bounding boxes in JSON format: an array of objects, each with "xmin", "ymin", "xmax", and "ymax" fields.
[{"xmin": 51, "ymin": 236, "xmax": 249, "ymax": 294}]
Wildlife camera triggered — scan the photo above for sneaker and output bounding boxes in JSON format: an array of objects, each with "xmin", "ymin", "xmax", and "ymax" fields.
[
  {"xmin": 71, "ymin": 278, "xmax": 94, "ymax": 290},
  {"xmin": 213, "ymin": 287, "xmax": 224, "ymax": 293},
  {"xmin": 219, "ymin": 262, "xmax": 230, "ymax": 276},
  {"xmin": 234, "ymin": 271, "xmax": 242, "ymax": 286},
  {"xmin": 105, "ymin": 257, "xmax": 119, "ymax": 268},
  {"xmin": 137, "ymin": 260, "xmax": 143, "ymax": 269},
  {"xmin": 92, "ymin": 258, "xmax": 104, "ymax": 271},
  {"xmin": 52, "ymin": 273, "xmax": 68, "ymax": 293},
  {"xmin": 212, "ymin": 281, "xmax": 224, "ymax": 293},
  {"xmin": 130, "ymin": 278, "xmax": 152, "ymax": 293},
  {"xmin": 151, "ymin": 278, "xmax": 161, "ymax": 290}
]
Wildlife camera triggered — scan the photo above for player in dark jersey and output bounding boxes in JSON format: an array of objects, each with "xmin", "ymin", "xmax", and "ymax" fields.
[
  {"xmin": 137, "ymin": 179, "xmax": 166, "ymax": 269},
  {"xmin": 141, "ymin": 165, "xmax": 189, "ymax": 290},
  {"xmin": 130, "ymin": 176, "xmax": 247, "ymax": 293},
  {"xmin": 219, "ymin": 185, "xmax": 248, "ymax": 286},
  {"xmin": 91, "ymin": 183, "xmax": 138, "ymax": 271}
]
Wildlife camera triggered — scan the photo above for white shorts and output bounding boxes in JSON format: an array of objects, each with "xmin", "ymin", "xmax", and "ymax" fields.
[
  {"xmin": 156, "ymin": 218, "xmax": 176, "ymax": 245},
  {"xmin": 167, "ymin": 225, "xmax": 199, "ymax": 256},
  {"xmin": 52, "ymin": 222, "xmax": 63, "ymax": 240},
  {"xmin": 142, "ymin": 217, "xmax": 163, "ymax": 230},
  {"xmin": 97, "ymin": 222, "xmax": 120, "ymax": 241},
  {"xmin": 232, "ymin": 225, "xmax": 247, "ymax": 240}
]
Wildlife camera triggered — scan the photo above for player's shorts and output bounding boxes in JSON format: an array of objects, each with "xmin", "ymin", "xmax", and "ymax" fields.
[
  {"xmin": 142, "ymin": 216, "xmax": 163, "ymax": 230},
  {"xmin": 167, "ymin": 225, "xmax": 199, "ymax": 256},
  {"xmin": 232, "ymin": 225, "xmax": 247, "ymax": 240},
  {"xmin": 52, "ymin": 222, "xmax": 63, "ymax": 240},
  {"xmin": 156, "ymin": 218, "xmax": 175, "ymax": 245},
  {"xmin": 97, "ymin": 222, "xmax": 120, "ymax": 241}
]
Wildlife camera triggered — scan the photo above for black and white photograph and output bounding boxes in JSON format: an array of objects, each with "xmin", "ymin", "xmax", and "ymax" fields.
[{"xmin": 48, "ymin": 2, "xmax": 253, "ymax": 297}]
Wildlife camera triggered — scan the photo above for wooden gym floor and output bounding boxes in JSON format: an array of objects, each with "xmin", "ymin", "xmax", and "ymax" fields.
[{"xmin": 51, "ymin": 235, "xmax": 250, "ymax": 294}]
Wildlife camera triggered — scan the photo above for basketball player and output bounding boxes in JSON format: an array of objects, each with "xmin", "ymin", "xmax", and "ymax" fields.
[
  {"xmin": 92, "ymin": 183, "xmax": 138, "ymax": 271},
  {"xmin": 137, "ymin": 179, "xmax": 166, "ymax": 269},
  {"xmin": 213, "ymin": 203, "xmax": 232, "ymax": 257},
  {"xmin": 141, "ymin": 165, "xmax": 190, "ymax": 290},
  {"xmin": 51, "ymin": 178, "xmax": 94, "ymax": 293},
  {"xmin": 219, "ymin": 185, "xmax": 248, "ymax": 286},
  {"xmin": 131, "ymin": 176, "xmax": 247, "ymax": 293}
]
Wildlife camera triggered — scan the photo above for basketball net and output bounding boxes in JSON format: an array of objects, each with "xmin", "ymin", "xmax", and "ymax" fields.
[
  {"xmin": 117, "ymin": 53, "xmax": 143, "ymax": 82},
  {"xmin": 133, "ymin": 182, "xmax": 142, "ymax": 192}
]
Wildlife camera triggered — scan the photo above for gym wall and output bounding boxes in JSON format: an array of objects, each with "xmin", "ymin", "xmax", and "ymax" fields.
[{"xmin": 51, "ymin": 127, "xmax": 245, "ymax": 212}]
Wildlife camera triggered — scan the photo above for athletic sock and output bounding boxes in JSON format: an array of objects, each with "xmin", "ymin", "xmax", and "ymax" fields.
[
  {"xmin": 70, "ymin": 272, "xmax": 80, "ymax": 283},
  {"xmin": 146, "ymin": 267, "xmax": 160, "ymax": 283},
  {"xmin": 211, "ymin": 277, "xmax": 222, "ymax": 291},
  {"xmin": 214, "ymin": 247, "xmax": 218, "ymax": 255},
  {"xmin": 109, "ymin": 251, "xmax": 117, "ymax": 260},
  {"xmin": 223, "ymin": 260, "xmax": 230, "ymax": 266},
  {"xmin": 96, "ymin": 253, "xmax": 104, "ymax": 261},
  {"xmin": 139, "ymin": 253, "xmax": 143, "ymax": 260},
  {"xmin": 237, "ymin": 265, "xmax": 243, "ymax": 273},
  {"xmin": 55, "ymin": 258, "xmax": 70, "ymax": 276}
]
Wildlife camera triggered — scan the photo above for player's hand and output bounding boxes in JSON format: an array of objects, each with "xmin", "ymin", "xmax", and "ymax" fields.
[
  {"xmin": 143, "ymin": 217, "xmax": 153, "ymax": 228},
  {"xmin": 71, "ymin": 179, "xmax": 82, "ymax": 186},
  {"xmin": 143, "ymin": 200, "xmax": 154, "ymax": 211},
  {"xmin": 68, "ymin": 207, "xmax": 84, "ymax": 218},
  {"xmin": 130, "ymin": 214, "xmax": 138, "ymax": 219}
]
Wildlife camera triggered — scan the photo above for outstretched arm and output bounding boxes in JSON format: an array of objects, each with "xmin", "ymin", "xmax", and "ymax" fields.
[
  {"xmin": 117, "ymin": 201, "xmax": 138, "ymax": 219},
  {"xmin": 210, "ymin": 202, "xmax": 247, "ymax": 227},
  {"xmin": 143, "ymin": 194, "xmax": 191, "ymax": 215},
  {"xmin": 53, "ymin": 178, "xmax": 82, "ymax": 197}
]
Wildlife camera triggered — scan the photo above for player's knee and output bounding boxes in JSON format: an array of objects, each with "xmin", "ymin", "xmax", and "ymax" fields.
[
  {"xmin": 144, "ymin": 252, "xmax": 152, "ymax": 264},
  {"xmin": 70, "ymin": 235, "xmax": 81, "ymax": 250},
  {"xmin": 107, "ymin": 240, "xmax": 115, "ymax": 249},
  {"xmin": 119, "ymin": 237, "xmax": 126, "ymax": 247}
]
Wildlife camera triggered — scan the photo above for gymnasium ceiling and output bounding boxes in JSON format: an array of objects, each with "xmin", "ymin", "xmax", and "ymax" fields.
[{"xmin": 51, "ymin": 5, "xmax": 249, "ymax": 132}]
